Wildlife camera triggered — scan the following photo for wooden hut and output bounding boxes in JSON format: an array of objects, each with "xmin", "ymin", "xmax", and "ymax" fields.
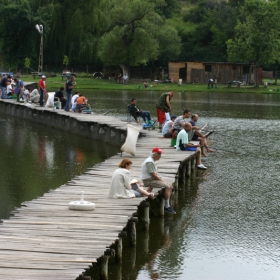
[{"xmin": 168, "ymin": 61, "xmax": 254, "ymax": 84}]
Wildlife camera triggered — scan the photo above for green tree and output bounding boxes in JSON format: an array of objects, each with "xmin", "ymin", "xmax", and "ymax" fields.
[
  {"xmin": 24, "ymin": 57, "xmax": 31, "ymax": 74},
  {"xmin": 180, "ymin": 0, "xmax": 236, "ymax": 62},
  {"xmin": 29, "ymin": 0, "xmax": 107, "ymax": 67},
  {"xmin": 0, "ymin": 0, "xmax": 37, "ymax": 69},
  {"xmin": 227, "ymin": 0, "xmax": 280, "ymax": 87},
  {"xmin": 98, "ymin": 0, "xmax": 181, "ymax": 77},
  {"xmin": 63, "ymin": 55, "xmax": 69, "ymax": 70}
]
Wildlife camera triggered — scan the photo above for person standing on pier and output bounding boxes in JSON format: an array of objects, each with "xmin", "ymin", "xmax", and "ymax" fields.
[
  {"xmin": 65, "ymin": 75, "xmax": 76, "ymax": 112},
  {"xmin": 141, "ymin": 147, "xmax": 176, "ymax": 214},
  {"xmin": 155, "ymin": 91, "xmax": 173, "ymax": 128},
  {"xmin": 0, "ymin": 74, "xmax": 11, "ymax": 99},
  {"xmin": 38, "ymin": 75, "xmax": 47, "ymax": 107}
]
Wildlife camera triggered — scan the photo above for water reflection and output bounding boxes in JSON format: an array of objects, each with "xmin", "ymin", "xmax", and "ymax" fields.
[
  {"xmin": 2, "ymin": 89, "xmax": 280, "ymax": 279},
  {"xmin": 0, "ymin": 115, "xmax": 119, "ymax": 220}
]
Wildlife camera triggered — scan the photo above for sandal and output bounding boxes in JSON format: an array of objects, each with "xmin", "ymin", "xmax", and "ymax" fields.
[{"xmin": 147, "ymin": 185, "xmax": 153, "ymax": 193}]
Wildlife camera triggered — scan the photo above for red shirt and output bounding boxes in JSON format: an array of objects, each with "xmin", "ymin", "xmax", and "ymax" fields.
[{"xmin": 38, "ymin": 79, "xmax": 46, "ymax": 90}]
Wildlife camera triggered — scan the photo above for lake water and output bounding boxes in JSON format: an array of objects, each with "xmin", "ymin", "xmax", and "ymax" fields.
[{"xmin": 1, "ymin": 89, "xmax": 280, "ymax": 279}]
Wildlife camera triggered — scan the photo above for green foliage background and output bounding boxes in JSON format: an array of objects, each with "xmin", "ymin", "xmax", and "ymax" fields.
[{"xmin": 0, "ymin": 0, "xmax": 280, "ymax": 74}]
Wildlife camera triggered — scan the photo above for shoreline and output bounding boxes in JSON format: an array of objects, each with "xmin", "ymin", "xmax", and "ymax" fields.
[{"xmin": 20, "ymin": 76, "xmax": 276, "ymax": 94}]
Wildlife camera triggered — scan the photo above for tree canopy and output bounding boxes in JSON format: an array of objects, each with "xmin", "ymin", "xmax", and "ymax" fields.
[
  {"xmin": 0, "ymin": 0, "xmax": 279, "ymax": 75},
  {"xmin": 227, "ymin": 0, "xmax": 280, "ymax": 86},
  {"xmin": 98, "ymin": 0, "xmax": 181, "ymax": 75}
]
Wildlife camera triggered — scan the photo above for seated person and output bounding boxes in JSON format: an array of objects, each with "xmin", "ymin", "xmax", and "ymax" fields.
[
  {"xmin": 143, "ymin": 81, "xmax": 149, "ymax": 88},
  {"xmin": 75, "ymin": 92, "xmax": 90, "ymax": 112},
  {"xmin": 162, "ymin": 115, "xmax": 177, "ymax": 138},
  {"xmin": 128, "ymin": 98, "xmax": 152, "ymax": 124},
  {"xmin": 108, "ymin": 158, "xmax": 154, "ymax": 198},
  {"xmin": 189, "ymin": 114, "xmax": 214, "ymax": 157},
  {"xmin": 140, "ymin": 147, "xmax": 176, "ymax": 214},
  {"xmin": 176, "ymin": 123, "xmax": 207, "ymax": 170},
  {"xmin": 172, "ymin": 109, "xmax": 191, "ymax": 132},
  {"xmin": 30, "ymin": 89, "xmax": 40, "ymax": 103},
  {"xmin": 54, "ymin": 87, "xmax": 67, "ymax": 109},
  {"xmin": 22, "ymin": 87, "xmax": 31, "ymax": 101},
  {"xmin": 6, "ymin": 82, "xmax": 14, "ymax": 97},
  {"xmin": 71, "ymin": 92, "xmax": 79, "ymax": 111}
]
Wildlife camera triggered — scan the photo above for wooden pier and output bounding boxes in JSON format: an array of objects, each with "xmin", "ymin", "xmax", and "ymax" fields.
[{"xmin": 0, "ymin": 100, "xmax": 199, "ymax": 280}]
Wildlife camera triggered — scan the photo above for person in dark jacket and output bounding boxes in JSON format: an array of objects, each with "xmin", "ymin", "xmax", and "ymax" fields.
[
  {"xmin": 128, "ymin": 98, "xmax": 152, "ymax": 124},
  {"xmin": 54, "ymin": 87, "xmax": 67, "ymax": 109}
]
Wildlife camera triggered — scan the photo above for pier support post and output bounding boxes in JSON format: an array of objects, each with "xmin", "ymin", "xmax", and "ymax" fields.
[
  {"xmin": 182, "ymin": 164, "xmax": 186, "ymax": 182},
  {"xmin": 178, "ymin": 164, "xmax": 183, "ymax": 183},
  {"xmin": 186, "ymin": 161, "xmax": 191, "ymax": 178},
  {"xmin": 191, "ymin": 156, "xmax": 196, "ymax": 171},
  {"xmin": 99, "ymin": 249, "xmax": 115, "ymax": 280},
  {"xmin": 115, "ymin": 231, "xmax": 126, "ymax": 263},
  {"xmin": 139, "ymin": 201, "xmax": 150, "ymax": 231},
  {"xmin": 174, "ymin": 174, "xmax": 179, "ymax": 189},
  {"xmin": 77, "ymin": 274, "xmax": 92, "ymax": 280},
  {"xmin": 158, "ymin": 189, "xmax": 165, "ymax": 217},
  {"xmin": 127, "ymin": 217, "xmax": 138, "ymax": 247}
]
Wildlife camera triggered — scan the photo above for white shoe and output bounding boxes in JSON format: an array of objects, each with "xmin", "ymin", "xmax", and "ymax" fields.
[{"xmin": 197, "ymin": 164, "xmax": 207, "ymax": 170}]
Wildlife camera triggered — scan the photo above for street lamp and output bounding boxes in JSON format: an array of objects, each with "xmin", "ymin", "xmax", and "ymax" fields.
[{"xmin": 35, "ymin": 24, "xmax": 43, "ymax": 74}]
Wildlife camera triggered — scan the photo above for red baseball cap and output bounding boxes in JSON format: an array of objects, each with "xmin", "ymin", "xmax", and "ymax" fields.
[{"xmin": 152, "ymin": 147, "xmax": 162, "ymax": 154}]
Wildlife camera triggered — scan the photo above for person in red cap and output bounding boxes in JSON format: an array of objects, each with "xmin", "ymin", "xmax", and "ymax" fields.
[{"xmin": 140, "ymin": 147, "xmax": 176, "ymax": 214}]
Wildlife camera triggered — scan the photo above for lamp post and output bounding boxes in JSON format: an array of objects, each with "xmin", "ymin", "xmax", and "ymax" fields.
[{"xmin": 35, "ymin": 24, "xmax": 43, "ymax": 74}]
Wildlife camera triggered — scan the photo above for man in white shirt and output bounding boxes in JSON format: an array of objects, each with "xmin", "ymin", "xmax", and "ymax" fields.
[
  {"xmin": 162, "ymin": 115, "xmax": 177, "ymax": 138},
  {"xmin": 30, "ymin": 89, "xmax": 40, "ymax": 103},
  {"xmin": 141, "ymin": 147, "xmax": 176, "ymax": 214}
]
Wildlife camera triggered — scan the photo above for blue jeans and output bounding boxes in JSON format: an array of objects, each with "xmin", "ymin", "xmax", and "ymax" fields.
[
  {"xmin": 140, "ymin": 111, "xmax": 151, "ymax": 122},
  {"xmin": 0, "ymin": 85, "xmax": 6, "ymax": 99},
  {"xmin": 39, "ymin": 89, "xmax": 44, "ymax": 106},
  {"xmin": 65, "ymin": 92, "xmax": 72, "ymax": 111}
]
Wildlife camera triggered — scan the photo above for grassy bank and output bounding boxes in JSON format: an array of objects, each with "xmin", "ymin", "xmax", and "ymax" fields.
[{"xmin": 25, "ymin": 75, "xmax": 279, "ymax": 94}]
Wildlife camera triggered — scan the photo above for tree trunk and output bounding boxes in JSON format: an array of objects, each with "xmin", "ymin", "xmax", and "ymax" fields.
[
  {"xmin": 119, "ymin": 64, "xmax": 130, "ymax": 79},
  {"xmin": 254, "ymin": 60, "xmax": 259, "ymax": 87}
]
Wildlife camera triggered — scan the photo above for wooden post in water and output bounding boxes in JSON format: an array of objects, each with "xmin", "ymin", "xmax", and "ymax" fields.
[
  {"xmin": 127, "ymin": 217, "xmax": 138, "ymax": 247},
  {"xmin": 139, "ymin": 201, "xmax": 150, "ymax": 231},
  {"xmin": 191, "ymin": 155, "xmax": 196, "ymax": 171},
  {"xmin": 182, "ymin": 164, "xmax": 186, "ymax": 183},
  {"xmin": 186, "ymin": 160, "xmax": 191, "ymax": 178},
  {"xmin": 174, "ymin": 174, "xmax": 179, "ymax": 189},
  {"xmin": 77, "ymin": 274, "xmax": 92, "ymax": 280},
  {"xmin": 115, "ymin": 231, "xmax": 126, "ymax": 263},
  {"xmin": 99, "ymin": 248, "xmax": 115, "ymax": 280},
  {"xmin": 178, "ymin": 163, "xmax": 183, "ymax": 183},
  {"xmin": 158, "ymin": 188, "xmax": 165, "ymax": 217}
]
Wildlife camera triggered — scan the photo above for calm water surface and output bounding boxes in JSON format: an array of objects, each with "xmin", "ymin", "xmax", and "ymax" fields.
[
  {"xmin": 2, "ymin": 89, "xmax": 280, "ymax": 279},
  {"xmin": 0, "ymin": 116, "xmax": 119, "ymax": 220}
]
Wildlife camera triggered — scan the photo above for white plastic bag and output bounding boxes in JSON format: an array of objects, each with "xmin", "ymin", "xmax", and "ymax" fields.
[
  {"xmin": 45, "ymin": 92, "xmax": 55, "ymax": 107},
  {"xmin": 121, "ymin": 124, "xmax": 142, "ymax": 156}
]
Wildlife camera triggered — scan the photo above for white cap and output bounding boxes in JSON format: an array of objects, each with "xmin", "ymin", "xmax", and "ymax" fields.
[
  {"xmin": 130, "ymin": 179, "xmax": 139, "ymax": 185},
  {"xmin": 42, "ymin": 75, "xmax": 46, "ymax": 78}
]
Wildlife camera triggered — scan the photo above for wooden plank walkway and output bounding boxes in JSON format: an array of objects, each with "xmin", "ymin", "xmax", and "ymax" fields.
[{"xmin": 0, "ymin": 101, "xmax": 197, "ymax": 279}]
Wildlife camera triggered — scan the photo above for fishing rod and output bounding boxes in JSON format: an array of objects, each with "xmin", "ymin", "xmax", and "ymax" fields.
[
  {"xmin": 213, "ymin": 131, "xmax": 265, "ymax": 148},
  {"xmin": 201, "ymin": 144, "xmax": 244, "ymax": 155}
]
